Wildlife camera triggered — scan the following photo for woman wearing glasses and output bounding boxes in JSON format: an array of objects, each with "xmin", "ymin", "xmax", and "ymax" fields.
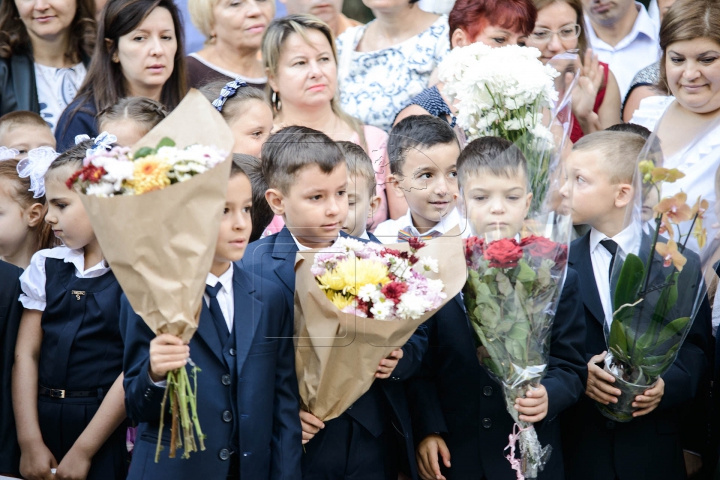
[
  {"xmin": 393, "ymin": 0, "xmax": 537, "ymax": 129},
  {"xmin": 526, "ymin": 0, "xmax": 621, "ymax": 141}
]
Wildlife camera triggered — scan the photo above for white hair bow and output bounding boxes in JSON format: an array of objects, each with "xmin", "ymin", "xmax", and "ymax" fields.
[
  {"xmin": 75, "ymin": 131, "xmax": 118, "ymax": 157},
  {"xmin": 0, "ymin": 146, "xmax": 19, "ymax": 161},
  {"xmin": 16, "ymin": 146, "xmax": 60, "ymax": 198}
]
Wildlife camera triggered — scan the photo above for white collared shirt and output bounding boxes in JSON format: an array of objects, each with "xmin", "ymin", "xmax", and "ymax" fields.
[
  {"xmin": 19, "ymin": 246, "xmax": 111, "ymax": 311},
  {"xmin": 589, "ymin": 224, "xmax": 642, "ymax": 326},
  {"xmin": 204, "ymin": 265, "xmax": 234, "ymax": 332},
  {"xmin": 372, "ymin": 207, "xmax": 470, "ymax": 244},
  {"xmin": 585, "ymin": 2, "xmax": 660, "ymax": 101}
]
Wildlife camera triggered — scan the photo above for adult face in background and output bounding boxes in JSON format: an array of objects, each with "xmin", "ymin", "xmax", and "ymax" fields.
[
  {"xmin": 665, "ymin": 37, "xmax": 720, "ymax": 115},
  {"xmin": 280, "ymin": 0, "xmax": 343, "ymax": 30},
  {"xmin": 525, "ymin": 0, "xmax": 582, "ymax": 64},
  {"xmin": 448, "ymin": 0, "xmax": 536, "ymax": 49},
  {"xmin": 582, "ymin": 0, "xmax": 636, "ymax": 28},
  {"xmin": 207, "ymin": 0, "xmax": 273, "ymax": 55}
]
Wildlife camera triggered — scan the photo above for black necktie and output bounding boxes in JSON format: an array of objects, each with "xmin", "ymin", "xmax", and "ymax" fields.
[
  {"xmin": 600, "ymin": 239, "xmax": 619, "ymax": 277},
  {"xmin": 205, "ymin": 283, "xmax": 230, "ymax": 343}
]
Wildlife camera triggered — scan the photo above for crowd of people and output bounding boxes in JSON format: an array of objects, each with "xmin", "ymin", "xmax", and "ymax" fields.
[{"xmin": 1, "ymin": 0, "xmax": 720, "ymax": 478}]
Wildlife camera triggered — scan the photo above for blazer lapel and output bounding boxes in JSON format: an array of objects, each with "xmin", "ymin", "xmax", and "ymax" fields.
[
  {"xmin": 271, "ymin": 227, "xmax": 299, "ymax": 298},
  {"xmin": 232, "ymin": 266, "xmax": 263, "ymax": 375},
  {"xmin": 569, "ymin": 233, "xmax": 606, "ymax": 325},
  {"xmin": 194, "ymin": 302, "xmax": 225, "ymax": 364}
]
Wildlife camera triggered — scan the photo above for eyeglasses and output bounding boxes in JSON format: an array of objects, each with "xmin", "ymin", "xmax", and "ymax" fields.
[{"xmin": 529, "ymin": 24, "xmax": 582, "ymax": 44}]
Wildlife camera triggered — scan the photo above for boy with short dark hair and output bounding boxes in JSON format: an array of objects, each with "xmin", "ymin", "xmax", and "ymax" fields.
[
  {"xmin": 409, "ymin": 136, "xmax": 586, "ymax": 480},
  {"xmin": 374, "ymin": 115, "xmax": 469, "ymax": 242},
  {"xmin": 559, "ymin": 130, "xmax": 710, "ymax": 480},
  {"xmin": 241, "ymin": 126, "xmax": 428, "ymax": 480},
  {"xmin": 337, "ymin": 141, "xmax": 382, "ymax": 240}
]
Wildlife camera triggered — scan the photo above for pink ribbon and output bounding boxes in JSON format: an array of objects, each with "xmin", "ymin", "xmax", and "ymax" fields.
[{"xmin": 504, "ymin": 422, "xmax": 531, "ymax": 480}]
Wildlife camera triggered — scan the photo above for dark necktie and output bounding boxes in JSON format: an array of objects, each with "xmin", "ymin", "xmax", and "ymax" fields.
[
  {"xmin": 205, "ymin": 283, "xmax": 230, "ymax": 343},
  {"xmin": 600, "ymin": 239, "xmax": 619, "ymax": 277},
  {"xmin": 397, "ymin": 227, "xmax": 444, "ymax": 243}
]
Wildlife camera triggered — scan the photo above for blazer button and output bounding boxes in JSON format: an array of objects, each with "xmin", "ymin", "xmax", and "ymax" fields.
[
  {"xmin": 223, "ymin": 410, "xmax": 233, "ymax": 422},
  {"xmin": 222, "ymin": 374, "xmax": 231, "ymax": 386},
  {"xmin": 606, "ymin": 421, "xmax": 615, "ymax": 430},
  {"xmin": 229, "ymin": 348, "xmax": 236, "ymax": 356},
  {"xmin": 483, "ymin": 386, "xmax": 493, "ymax": 397},
  {"xmin": 219, "ymin": 448, "xmax": 230, "ymax": 461},
  {"xmin": 482, "ymin": 418, "xmax": 492, "ymax": 429}
]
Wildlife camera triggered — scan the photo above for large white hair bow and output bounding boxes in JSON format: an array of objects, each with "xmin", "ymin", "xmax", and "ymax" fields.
[
  {"xmin": 75, "ymin": 131, "xmax": 118, "ymax": 157},
  {"xmin": 0, "ymin": 146, "xmax": 19, "ymax": 161},
  {"xmin": 16, "ymin": 146, "xmax": 60, "ymax": 198}
]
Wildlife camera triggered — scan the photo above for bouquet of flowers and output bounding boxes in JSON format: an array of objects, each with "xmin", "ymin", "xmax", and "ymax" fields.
[
  {"xmin": 294, "ymin": 230, "xmax": 466, "ymax": 421},
  {"xmin": 71, "ymin": 90, "xmax": 233, "ymax": 461}
]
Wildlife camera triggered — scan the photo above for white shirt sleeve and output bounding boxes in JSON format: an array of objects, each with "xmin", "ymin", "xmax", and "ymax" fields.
[{"xmin": 19, "ymin": 251, "xmax": 49, "ymax": 311}]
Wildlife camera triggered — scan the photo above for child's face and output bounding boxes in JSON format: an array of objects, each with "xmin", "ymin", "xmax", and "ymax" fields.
[
  {"xmin": 229, "ymin": 100, "xmax": 274, "ymax": 157},
  {"xmin": 391, "ymin": 142, "xmax": 460, "ymax": 233},
  {"xmin": 343, "ymin": 174, "xmax": 377, "ymax": 238},
  {"xmin": 641, "ymin": 186, "xmax": 660, "ymax": 223},
  {"xmin": 559, "ymin": 149, "xmax": 625, "ymax": 226},
  {"xmin": 1, "ymin": 125, "xmax": 56, "ymax": 154},
  {"xmin": 44, "ymin": 168, "xmax": 96, "ymax": 250},
  {"xmin": 0, "ymin": 179, "xmax": 34, "ymax": 258},
  {"xmin": 215, "ymin": 173, "xmax": 252, "ymax": 265},
  {"xmin": 271, "ymin": 163, "xmax": 348, "ymax": 248},
  {"xmin": 463, "ymin": 170, "xmax": 532, "ymax": 240},
  {"xmin": 100, "ymin": 119, "xmax": 148, "ymax": 147}
]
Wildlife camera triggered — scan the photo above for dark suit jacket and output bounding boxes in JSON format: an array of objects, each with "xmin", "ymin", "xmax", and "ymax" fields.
[
  {"xmin": 240, "ymin": 226, "xmax": 428, "ymax": 479},
  {"xmin": 121, "ymin": 265, "xmax": 302, "ymax": 480},
  {"xmin": 406, "ymin": 269, "xmax": 587, "ymax": 480},
  {"xmin": 562, "ymin": 231, "xmax": 709, "ymax": 480},
  {"xmin": 55, "ymin": 95, "xmax": 98, "ymax": 152},
  {"xmin": 0, "ymin": 261, "xmax": 23, "ymax": 476}
]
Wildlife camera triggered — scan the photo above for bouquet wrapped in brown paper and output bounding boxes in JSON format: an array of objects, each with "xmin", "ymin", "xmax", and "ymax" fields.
[
  {"xmin": 294, "ymin": 228, "xmax": 466, "ymax": 421},
  {"xmin": 70, "ymin": 90, "xmax": 233, "ymax": 460}
]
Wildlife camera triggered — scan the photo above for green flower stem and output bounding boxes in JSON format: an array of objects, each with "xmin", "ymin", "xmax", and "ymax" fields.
[{"xmin": 155, "ymin": 373, "xmax": 171, "ymax": 463}]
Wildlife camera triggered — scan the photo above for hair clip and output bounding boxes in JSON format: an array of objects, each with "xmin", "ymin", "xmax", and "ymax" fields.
[
  {"xmin": 16, "ymin": 146, "xmax": 60, "ymax": 198},
  {"xmin": 75, "ymin": 131, "xmax": 118, "ymax": 157},
  {"xmin": 212, "ymin": 78, "xmax": 248, "ymax": 112},
  {"xmin": 0, "ymin": 146, "xmax": 19, "ymax": 161}
]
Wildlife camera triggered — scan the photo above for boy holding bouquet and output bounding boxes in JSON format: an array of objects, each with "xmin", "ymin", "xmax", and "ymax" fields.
[
  {"xmin": 411, "ymin": 137, "xmax": 587, "ymax": 480},
  {"xmin": 559, "ymin": 131, "xmax": 710, "ymax": 480},
  {"xmin": 121, "ymin": 159, "xmax": 302, "ymax": 480},
  {"xmin": 241, "ymin": 126, "xmax": 428, "ymax": 480}
]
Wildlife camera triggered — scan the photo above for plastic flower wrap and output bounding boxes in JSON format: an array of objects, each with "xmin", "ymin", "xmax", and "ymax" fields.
[
  {"xmin": 70, "ymin": 90, "xmax": 233, "ymax": 461},
  {"xmin": 294, "ymin": 231, "xmax": 466, "ymax": 422},
  {"xmin": 599, "ymin": 111, "xmax": 720, "ymax": 423}
]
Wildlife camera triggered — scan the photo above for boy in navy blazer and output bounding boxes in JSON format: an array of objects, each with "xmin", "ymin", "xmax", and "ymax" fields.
[
  {"xmin": 409, "ymin": 137, "xmax": 587, "ymax": 480},
  {"xmin": 122, "ymin": 160, "xmax": 302, "ymax": 480},
  {"xmin": 559, "ymin": 131, "xmax": 710, "ymax": 480},
  {"xmin": 241, "ymin": 126, "xmax": 427, "ymax": 480}
]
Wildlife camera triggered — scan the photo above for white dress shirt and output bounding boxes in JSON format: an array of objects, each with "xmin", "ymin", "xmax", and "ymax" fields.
[
  {"xmin": 19, "ymin": 246, "xmax": 111, "ymax": 311},
  {"xmin": 585, "ymin": 2, "xmax": 660, "ymax": 101},
  {"xmin": 204, "ymin": 265, "xmax": 234, "ymax": 332},
  {"xmin": 372, "ymin": 207, "xmax": 470, "ymax": 244},
  {"xmin": 589, "ymin": 224, "xmax": 642, "ymax": 327}
]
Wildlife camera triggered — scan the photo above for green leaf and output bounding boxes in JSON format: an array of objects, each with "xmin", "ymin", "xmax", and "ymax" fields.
[
  {"xmin": 516, "ymin": 260, "xmax": 536, "ymax": 284},
  {"xmin": 608, "ymin": 320, "xmax": 628, "ymax": 354},
  {"xmin": 495, "ymin": 319, "xmax": 515, "ymax": 334},
  {"xmin": 496, "ymin": 272, "xmax": 513, "ymax": 297},
  {"xmin": 613, "ymin": 254, "xmax": 645, "ymax": 315},
  {"xmin": 134, "ymin": 146, "xmax": 153, "ymax": 158},
  {"xmin": 655, "ymin": 317, "xmax": 690, "ymax": 346},
  {"xmin": 508, "ymin": 321, "xmax": 530, "ymax": 341},
  {"xmin": 157, "ymin": 137, "xmax": 176, "ymax": 149}
]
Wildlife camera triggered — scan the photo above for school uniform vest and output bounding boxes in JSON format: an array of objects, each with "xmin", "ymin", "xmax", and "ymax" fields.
[{"xmin": 38, "ymin": 258, "xmax": 127, "ymax": 480}]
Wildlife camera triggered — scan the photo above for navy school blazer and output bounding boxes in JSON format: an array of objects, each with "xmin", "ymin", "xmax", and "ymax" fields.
[
  {"xmin": 562, "ymin": 231, "xmax": 710, "ymax": 480},
  {"xmin": 240, "ymin": 226, "xmax": 429, "ymax": 480},
  {"xmin": 121, "ymin": 264, "xmax": 302, "ymax": 480},
  {"xmin": 406, "ymin": 268, "xmax": 587, "ymax": 480}
]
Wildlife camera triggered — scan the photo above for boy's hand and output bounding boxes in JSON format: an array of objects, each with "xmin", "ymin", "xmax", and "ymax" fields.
[
  {"xmin": 299, "ymin": 410, "xmax": 324, "ymax": 445},
  {"xmin": 586, "ymin": 352, "xmax": 621, "ymax": 404},
  {"xmin": 515, "ymin": 384, "xmax": 549, "ymax": 423},
  {"xmin": 375, "ymin": 348, "xmax": 403, "ymax": 379},
  {"xmin": 149, "ymin": 334, "xmax": 189, "ymax": 382},
  {"xmin": 55, "ymin": 445, "xmax": 92, "ymax": 480},
  {"xmin": 19, "ymin": 443, "xmax": 57, "ymax": 480},
  {"xmin": 632, "ymin": 377, "xmax": 665, "ymax": 417},
  {"xmin": 416, "ymin": 434, "xmax": 451, "ymax": 480}
]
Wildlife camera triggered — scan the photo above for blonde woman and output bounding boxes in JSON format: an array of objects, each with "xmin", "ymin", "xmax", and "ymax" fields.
[
  {"xmin": 186, "ymin": 0, "xmax": 273, "ymax": 89},
  {"xmin": 263, "ymin": 14, "xmax": 408, "ymax": 227}
]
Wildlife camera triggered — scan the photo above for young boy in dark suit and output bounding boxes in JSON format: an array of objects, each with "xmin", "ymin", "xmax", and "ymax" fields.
[
  {"xmin": 411, "ymin": 137, "xmax": 587, "ymax": 480},
  {"xmin": 122, "ymin": 159, "xmax": 302, "ymax": 480},
  {"xmin": 241, "ymin": 126, "xmax": 427, "ymax": 480},
  {"xmin": 559, "ymin": 131, "xmax": 710, "ymax": 480}
]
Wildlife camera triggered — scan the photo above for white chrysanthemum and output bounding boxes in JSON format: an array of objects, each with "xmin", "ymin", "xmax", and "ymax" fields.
[
  {"xmin": 413, "ymin": 257, "xmax": 439, "ymax": 274},
  {"xmin": 395, "ymin": 294, "xmax": 431, "ymax": 320},
  {"xmin": 370, "ymin": 300, "xmax": 392, "ymax": 320},
  {"xmin": 86, "ymin": 182, "xmax": 116, "ymax": 197},
  {"xmin": 358, "ymin": 284, "xmax": 378, "ymax": 302}
]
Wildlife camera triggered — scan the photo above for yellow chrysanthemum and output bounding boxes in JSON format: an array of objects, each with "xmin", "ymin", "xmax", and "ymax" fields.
[
  {"xmin": 329, "ymin": 292, "xmax": 353, "ymax": 310},
  {"xmin": 130, "ymin": 155, "xmax": 171, "ymax": 195},
  {"xmin": 317, "ymin": 259, "xmax": 390, "ymax": 296}
]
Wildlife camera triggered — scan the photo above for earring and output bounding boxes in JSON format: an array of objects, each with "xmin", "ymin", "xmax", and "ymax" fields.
[{"xmin": 272, "ymin": 91, "xmax": 282, "ymax": 111}]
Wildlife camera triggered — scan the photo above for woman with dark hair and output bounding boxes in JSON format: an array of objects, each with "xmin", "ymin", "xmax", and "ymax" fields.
[
  {"xmin": 0, "ymin": 0, "xmax": 96, "ymax": 131},
  {"xmin": 55, "ymin": 0, "xmax": 187, "ymax": 151},
  {"xmin": 393, "ymin": 0, "xmax": 537, "ymax": 128}
]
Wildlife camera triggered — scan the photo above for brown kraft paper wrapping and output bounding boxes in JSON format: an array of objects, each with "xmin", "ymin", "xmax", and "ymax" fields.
[
  {"xmin": 79, "ymin": 89, "xmax": 233, "ymax": 343},
  {"xmin": 293, "ymin": 227, "xmax": 466, "ymax": 421}
]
